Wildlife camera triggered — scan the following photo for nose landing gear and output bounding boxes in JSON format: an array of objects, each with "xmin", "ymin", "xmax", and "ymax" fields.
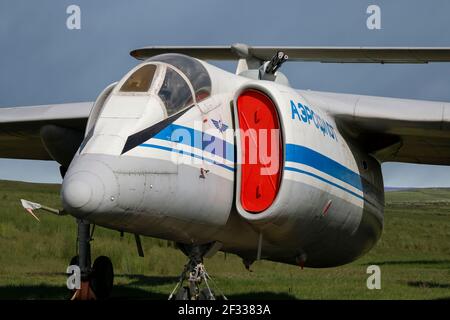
[
  {"xmin": 169, "ymin": 244, "xmax": 227, "ymax": 300},
  {"xmin": 69, "ymin": 220, "xmax": 114, "ymax": 300}
]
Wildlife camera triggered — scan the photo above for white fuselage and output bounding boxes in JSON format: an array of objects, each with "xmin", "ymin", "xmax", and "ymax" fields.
[{"xmin": 62, "ymin": 58, "xmax": 383, "ymax": 268}]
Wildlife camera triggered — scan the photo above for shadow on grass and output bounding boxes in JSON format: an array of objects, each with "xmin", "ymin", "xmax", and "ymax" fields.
[
  {"xmin": 115, "ymin": 274, "xmax": 178, "ymax": 287},
  {"xmin": 0, "ymin": 284, "xmax": 297, "ymax": 300},
  {"xmin": 0, "ymin": 274, "xmax": 176, "ymax": 300},
  {"xmin": 111, "ymin": 285, "xmax": 168, "ymax": 300},
  {"xmin": 363, "ymin": 259, "xmax": 450, "ymax": 266},
  {"xmin": 0, "ymin": 274, "xmax": 296, "ymax": 300},
  {"xmin": 0, "ymin": 284, "xmax": 167, "ymax": 300},
  {"xmin": 227, "ymin": 292, "xmax": 297, "ymax": 300},
  {"xmin": 407, "ymin": 281, "xmax": 450, "ymax": 289},
  {"xmin": 0, "ymin": 284, "xmax": 68, "ymax": 300}
]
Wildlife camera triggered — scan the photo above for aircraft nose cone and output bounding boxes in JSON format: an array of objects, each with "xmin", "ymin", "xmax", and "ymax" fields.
[
  {"xmin": 62, "ymin": 179, "xmax": 92, "ymax": 209},
  {"xmin": 61, "ymin": 171, "xmax": 105, "ymax": 218}
]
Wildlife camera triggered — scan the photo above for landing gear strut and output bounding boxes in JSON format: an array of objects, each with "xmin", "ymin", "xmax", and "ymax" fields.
[
  {"xmin": 69, "ymin": 219, "xmax": 114, "ymax": 300},
  {"xmin": 169, "ymin": 244, "xmax": 226, "ymax": 300}
]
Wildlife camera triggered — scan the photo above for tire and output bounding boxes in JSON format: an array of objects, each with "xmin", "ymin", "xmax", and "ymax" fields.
[
  {"xmin": 69, "ymin": 255, "xmax": 79, "ymax": 266},
  {"xmin": 90, "ymin": 256, "xmax": 114, "ymax": 300}
]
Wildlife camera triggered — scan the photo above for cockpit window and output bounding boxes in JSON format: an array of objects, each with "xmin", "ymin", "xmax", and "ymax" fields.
[
  {"xmin": 120, "ymin": 64, "xmax": 156, "ymax": 92},
  {"xmin": 148, "ymin": 53, "xmax": 212, "ymax": 102},
  {"xmin": 158, "ymin": 68, "xmax": 193, "ymax": 116}
]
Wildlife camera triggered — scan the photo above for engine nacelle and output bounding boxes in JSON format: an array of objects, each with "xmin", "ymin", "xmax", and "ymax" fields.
[{"xmin": 233, "ymin": 81, "xmax": 384, "ymax": 265}]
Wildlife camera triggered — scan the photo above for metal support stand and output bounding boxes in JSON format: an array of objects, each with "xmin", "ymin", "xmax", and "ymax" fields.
[{"xmin": 168, "ymin": 244, "xmax": 227, "ymax": 300}]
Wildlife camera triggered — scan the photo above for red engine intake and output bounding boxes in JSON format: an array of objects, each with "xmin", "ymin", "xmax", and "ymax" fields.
[{"xmin": 236, "ymin": 89, "xmax": 283, "ymax": 213}]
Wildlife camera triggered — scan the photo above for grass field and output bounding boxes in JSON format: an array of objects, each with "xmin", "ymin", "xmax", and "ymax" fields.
[{"xmin": 0, "ymin": 180, "xmax": 449, "ymax": 300}]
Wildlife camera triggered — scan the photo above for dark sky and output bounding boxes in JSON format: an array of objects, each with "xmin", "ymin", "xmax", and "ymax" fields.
[{"xmin": 1, "ymin": 0, "xmax": 450, "ymax": 186}]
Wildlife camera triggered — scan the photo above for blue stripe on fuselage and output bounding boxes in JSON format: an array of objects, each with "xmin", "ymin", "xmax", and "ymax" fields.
[
  {"xmin": 285, "ymin": 144, "xmax": 362, "ymax": 191},
  {"xmin": 284, "ymin": 166, "xmax": 364, "ymax": 200},
  {"xmin": 139, "ymin": 143, "xmax": 235, "ymax": 172},
  {"xmin": 152, "ymin": 124, "xmax": 235, "ymax": 162},
  {"xmin": 138, "ymin": 125, "xmax": 362, "ymax": 195}
]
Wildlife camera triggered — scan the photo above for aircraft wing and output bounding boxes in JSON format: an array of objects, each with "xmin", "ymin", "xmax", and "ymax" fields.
[
  {"xmin": 0, "ymin": 102, "xmax": 92, "ymax": 160},
  {"xmin": 131, "ymin": 44, "xmax": 450, "ymax": 63},
  {"xmin": 300, "ymin": 90, "xmax": 450, "ymax": 165}
]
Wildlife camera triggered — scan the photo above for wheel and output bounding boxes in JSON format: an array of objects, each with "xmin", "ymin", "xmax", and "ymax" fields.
[
  {"xmin": 90, "ymin": 256, "xmax": 114, "ymax": 299},
  {"xmin": 199, "ymin": 288, "xmax": 215, "ymax": 300},
  {"xmin": 174, "ymin": 287, "xmax": 190, "ymax": 300},
  {"xmin": 69, "ymin": 255, "xmax": 79, "ymax": 266}
]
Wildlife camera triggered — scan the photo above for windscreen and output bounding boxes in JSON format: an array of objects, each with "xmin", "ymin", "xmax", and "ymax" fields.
[
  {"xmin": 120, "ymin": 64, "xmax": 157, "ymax": 92},
  {"xmin": 158, "ymin": 68, "xmax": 193, "ymax": 116}
]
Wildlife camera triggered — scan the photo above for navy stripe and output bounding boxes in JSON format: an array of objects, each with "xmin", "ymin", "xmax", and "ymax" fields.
[
  {"xmin": 137, "ymin": 125, "xmax": 366, "ymax": 199},
  {"xmin": 139, "ymin": 143, "xmax": 235, "ymax": 172},
  {"xmin": 152, "ymin": 124, "xmax": 235, "ymax": 162},
  {"xmin": 285, "ymin": 144, "xmax": 362, "ymax": 191},
  {"xmin": 137, "ymin": 144, "xmax": 366, "ymax": 202},
  {"xmin": 285, "ymin": 166, "xmax": 364, "ymax": 201}
]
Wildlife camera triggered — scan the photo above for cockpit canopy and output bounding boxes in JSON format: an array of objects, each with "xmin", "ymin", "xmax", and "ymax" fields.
[
  {"xmin": 80, "ymin": 54, "xmax": 212, "ymax": 155},
  {"xmin": 117, "ymin": 53, "xmax": 212, "ymax": 116}
]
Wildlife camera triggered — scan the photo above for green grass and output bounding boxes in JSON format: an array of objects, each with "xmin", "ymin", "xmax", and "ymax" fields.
[{"xmin": 0, "ymin": 180, "xmax": 449, "ymax": 300}]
